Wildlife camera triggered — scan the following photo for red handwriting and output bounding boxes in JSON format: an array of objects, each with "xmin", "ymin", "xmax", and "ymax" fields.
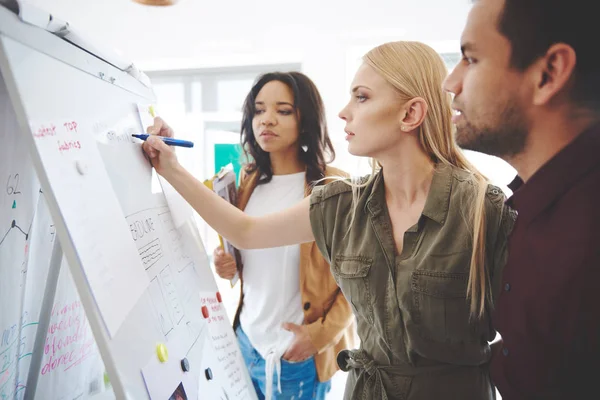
[
  {"xmin": 51, "ymin": 301, "xmax": 82, "ymax": 317},
  {"xmin": 63, "ymin": 341, "xmax": 95, "ymax": 372},
  {"xmin": 33, "ymin": 120, "xmax": 79, "ymax": 143},
  {"xmin": 63, "ymin": 121, "xmax": 78, "ymax": 133},
  {"xmin": 47, "ymin": 314, "xmax": 80, "ymax": 336},
  {"xmin": 57, "ymin": 140, "xmax": 81, "ymax": 153},
  {"xmin": 41, "ymin": 337, "xmax": 95, "ymax": 375},
  {"xmin": 201, "ymin": 296, "xmax": 226, "ymax": 324},
  {"xmin": 40, "ymin": 301, "xmax": 95, "ymax": 376},
  {"xmin": 209, "ymin": 315, "xmax": 225, "ymax": 324},
  {"xmin": 33, "ymin": 124, "xmax": 57, "ymax": 139},
  {"xmin": 45, "ymin": 301, "xmax": 83, "ymax": 354},
  {"xmin": 200, "ymin": 296, "xmax": 218, "ymax": 306},
  {"xmin": 44, "ymin": 321, "xmax": 82, "ymax": 356}
]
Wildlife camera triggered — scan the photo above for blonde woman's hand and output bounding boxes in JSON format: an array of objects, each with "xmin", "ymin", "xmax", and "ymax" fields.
[
  {"xmin": 141, "ymin": 117, "xmax": 181, "ymax": 178},
  {"xmin": 213, "ymin": 246, "xmax": 238, "ymax": 280}
]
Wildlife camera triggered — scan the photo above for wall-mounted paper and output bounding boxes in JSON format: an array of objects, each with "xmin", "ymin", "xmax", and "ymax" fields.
[
  {"xmin": 0, "ymin": 92, "xmax": 41, "ymax": 400},
  {"xmin": 141, "ymin": 339, "xmax": 201, "ymax": 400},
  {"xmin": 199, "ymin": 291, "xmax": 254, "ymax": 399},
  {"xmin": 136, "ymin": 103, "xmax": 195, "ymax": 228},
  {"xmin": 29, "ymin": 119, "xmax": 149, "ymax": 338}
]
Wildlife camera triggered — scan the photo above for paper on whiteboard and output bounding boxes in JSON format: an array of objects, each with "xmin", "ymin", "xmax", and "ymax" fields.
[
  {"xmin": 0, "ymin": 92, "xmax": 41, "ymax": 400},
  {"xmin": 159, "ymin": 177, "xmax": 195, "ymax": 229},
  {"xmin": 141, "ymin": 354, "xmax": 197, "ymax": 400},
  {"xmin": 34, "ymin": 258, "xmax": 104, "ymax": 398},
  {"xmin": 28, "ymin": 119, "xmax": 149, "ymax": 337},
  {"xmin": 96, "ymin": 135, "xmax": 206, "ymax": 353},
  {"xmin": 199, "ymin": 291, "xmax": 254, "ymax": 399},
  {"xmin": 140, "ymin": 337, "xmax": 202, "ymax": 400},
  {"xmin": 1, "ymin": 78, "xmax": 103, "ymax": 399},
  {"xmin": 135, "ymin": 103, "xmax": 194, "ymax": 228}
]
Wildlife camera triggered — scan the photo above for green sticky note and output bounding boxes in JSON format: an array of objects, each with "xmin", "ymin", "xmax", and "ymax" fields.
[{"xmin": 12, "ymin": 200, "xmax": 16, "ymax": 209}]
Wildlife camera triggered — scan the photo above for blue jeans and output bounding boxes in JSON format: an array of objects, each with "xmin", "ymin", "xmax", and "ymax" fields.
[{"xmin": 236, "ymin": 326, "xmax": 331, "ymax": 399}]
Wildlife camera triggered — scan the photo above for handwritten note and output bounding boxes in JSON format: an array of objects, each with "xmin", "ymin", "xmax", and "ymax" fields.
[
  {"xmin": 40, "ymin": 301, "xmax": 95, "ymax": 376},
  {"xmin": 34, "ymin": 264, "xmax": 104, "ymax": 399},
  {"xmin": 32, "ymin": 122, "xmax": 82, "ymax": 154},
  {"xmin": 200, "ymin": 292, "xmax": 252, "ymax": 399}
]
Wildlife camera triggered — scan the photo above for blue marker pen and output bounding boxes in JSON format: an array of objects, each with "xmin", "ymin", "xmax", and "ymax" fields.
[{"xmin": 132, "ymin": 134, "xmax": 194, "ymax": 148}]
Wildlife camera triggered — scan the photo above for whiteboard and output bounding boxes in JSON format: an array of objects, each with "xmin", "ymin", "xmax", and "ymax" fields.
[{"xmin": 0, "ymin": 3, "xmax": 256, "ymax": 399}]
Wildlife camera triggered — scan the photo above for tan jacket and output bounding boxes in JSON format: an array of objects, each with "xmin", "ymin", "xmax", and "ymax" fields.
[{"xmin": 232, "ymin": 165, "xmax": 355, "ymax": 382}]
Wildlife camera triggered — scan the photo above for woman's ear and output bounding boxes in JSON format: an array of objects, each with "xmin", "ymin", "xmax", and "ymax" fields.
[{"xmin": 399, "ymin": 97, "xmax": 428, "ymax": 132}]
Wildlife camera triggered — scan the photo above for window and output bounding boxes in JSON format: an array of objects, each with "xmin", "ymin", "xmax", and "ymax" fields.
[{"xmin": 439, "ymin": 52, "xmax": 461, "ymax": 72}]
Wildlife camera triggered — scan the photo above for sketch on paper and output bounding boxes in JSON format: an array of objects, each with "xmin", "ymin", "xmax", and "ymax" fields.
[{"xmin": 139, "ymin": 238, "xmax": 164, "ymax": 271}]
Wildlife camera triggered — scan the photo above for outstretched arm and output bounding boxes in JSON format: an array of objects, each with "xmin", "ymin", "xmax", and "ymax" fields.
[{"xmin": 142, "ymin": 117, "xmax": 314, "ymax": 249}]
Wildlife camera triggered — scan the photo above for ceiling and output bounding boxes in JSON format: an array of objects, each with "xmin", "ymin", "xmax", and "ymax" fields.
[{"xmin": 23, "ymin": 0, "xmax": 471, "ymax": 69}]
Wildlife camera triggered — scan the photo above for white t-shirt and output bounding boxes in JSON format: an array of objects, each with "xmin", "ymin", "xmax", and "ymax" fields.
[{"xmin": 239, "ymin": 171, "xmax": 306, "ymax": 362}]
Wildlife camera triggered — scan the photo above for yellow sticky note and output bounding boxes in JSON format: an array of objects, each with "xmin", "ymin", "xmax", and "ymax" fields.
[{"xmin": 148, "ymin": 105, "xmax": 155, "ymax": 118}]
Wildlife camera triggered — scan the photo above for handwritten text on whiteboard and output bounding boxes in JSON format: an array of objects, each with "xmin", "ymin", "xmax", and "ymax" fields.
[{"xmin": 32, "ymin": 121, "xmax": 81, "ymax": 154}]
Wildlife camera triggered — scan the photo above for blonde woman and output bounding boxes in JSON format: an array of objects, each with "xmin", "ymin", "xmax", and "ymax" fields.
[{"xmin": 142, "ymin": 42, "xmax": 515, "ymax": 399}]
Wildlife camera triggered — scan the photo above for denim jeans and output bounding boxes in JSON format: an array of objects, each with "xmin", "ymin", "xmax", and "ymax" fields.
[{"xmin": 236, "ymin": 326, "xmax": 332, "ymax": 399}]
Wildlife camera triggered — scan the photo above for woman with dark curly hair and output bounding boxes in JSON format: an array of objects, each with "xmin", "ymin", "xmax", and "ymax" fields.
[{"xmin": 211, "ymin": 71, "xmax": 354, "ymax": 400}]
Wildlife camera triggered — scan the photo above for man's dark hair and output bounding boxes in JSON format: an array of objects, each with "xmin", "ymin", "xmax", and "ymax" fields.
[{"xmin": 497, "ymin": 0, "xmax": 600, "ymax": 109}]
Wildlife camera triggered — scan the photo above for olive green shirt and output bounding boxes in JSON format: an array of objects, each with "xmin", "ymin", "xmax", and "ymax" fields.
[{"xmin": 309, "ymin": 164, "xmax": 516, "ymax": 400}]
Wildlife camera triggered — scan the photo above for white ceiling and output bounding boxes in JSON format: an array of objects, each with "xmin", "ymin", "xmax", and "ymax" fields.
[{"xmin": 23, "ymin": 0, "xmax": 471, "ymax": 69}]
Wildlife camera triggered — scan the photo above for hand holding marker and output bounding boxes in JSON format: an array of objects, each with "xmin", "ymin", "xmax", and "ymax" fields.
[
  {"xmin": 133, "ymin": 106, "xmax": 194, "ymax": 148},
  {"xmin": 132, "ymin": 134, "xmax": 194, "ymax": 148}
]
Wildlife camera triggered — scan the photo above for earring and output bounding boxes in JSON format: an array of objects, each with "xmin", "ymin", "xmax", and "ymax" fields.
[
  {"xmin": 401, "ymin": 126, "xmax": 408, "ymax": 132},
  {"xmin": 300, "ymin": 130, "xmax": 308, "ymax": 152}
]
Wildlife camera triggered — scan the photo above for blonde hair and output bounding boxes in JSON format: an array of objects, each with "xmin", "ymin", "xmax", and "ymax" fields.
[{"xmin": 350, "ymin": 41, "xmax": 490, "ymax": 318}]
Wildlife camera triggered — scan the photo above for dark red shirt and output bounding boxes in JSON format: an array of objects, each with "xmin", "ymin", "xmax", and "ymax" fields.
[{"xmin": 491, "ymin": 124, "xmax": 600, "ymax": 399}]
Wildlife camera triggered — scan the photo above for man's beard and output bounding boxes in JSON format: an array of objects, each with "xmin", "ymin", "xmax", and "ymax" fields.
[{"xmin": 456, "ymin": 105, "xmax": 528, "ymax": 160}]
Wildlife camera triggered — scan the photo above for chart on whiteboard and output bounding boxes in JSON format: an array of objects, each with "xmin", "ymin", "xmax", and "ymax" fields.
[
  {"xmin": 92, "ymin": 109, "xmax": 207, "ymax": 356},
  {"xmin": 0, "ymin": 74, "xmax": 50, "ymax": 399},
  {"xmin": 1, "ymin": 79, "xmax": 103, "ymax": 399}
]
